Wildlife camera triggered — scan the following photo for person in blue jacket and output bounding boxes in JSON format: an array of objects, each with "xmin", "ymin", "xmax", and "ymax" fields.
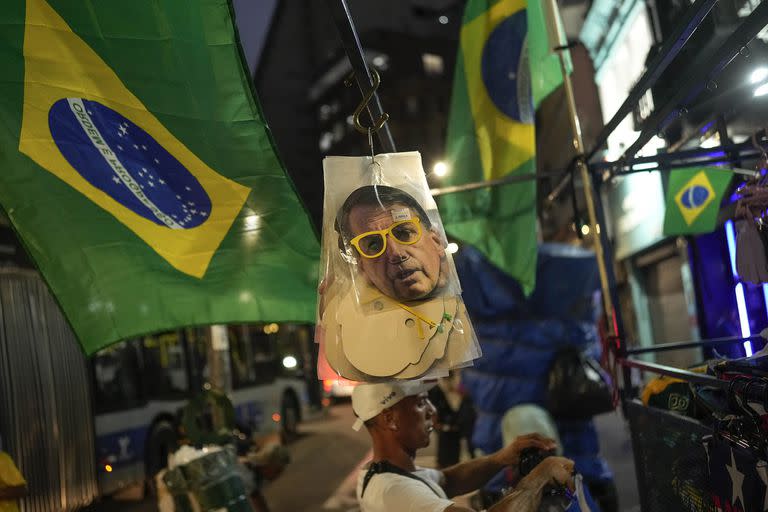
[{"xmin": 455, "ymin": 243, "xmax": 618, "ymax": 512}]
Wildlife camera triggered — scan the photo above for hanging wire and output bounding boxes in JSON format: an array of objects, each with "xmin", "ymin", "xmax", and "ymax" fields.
[{"xmin": 368, "ymin": 127, "xmax": 385, "ymax": 209}]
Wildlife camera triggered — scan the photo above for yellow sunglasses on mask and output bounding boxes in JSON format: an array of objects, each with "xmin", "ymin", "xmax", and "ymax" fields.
[{"xmin": 350, "ymin": 218, "xmax": 422, "ymax": 258}]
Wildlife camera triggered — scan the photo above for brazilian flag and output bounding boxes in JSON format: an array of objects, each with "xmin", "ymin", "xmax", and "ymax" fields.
[
  {"xmin": 0, "ymin": 0, "xmax": 319, "ymax": 353},
  {"xmin": 440, "ymin": 0, "xmax": 567, "ymax": 294},
  {"xmin": 663, "ymin": 167, "xmax": 731, "ymax": 236}
]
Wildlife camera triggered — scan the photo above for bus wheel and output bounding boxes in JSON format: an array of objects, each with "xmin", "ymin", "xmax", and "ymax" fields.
[
  {"xmin": 145, "ymin": 420, "xmax": 178, "ymax": 495},
  {"xmin": 281, "ymin": 394, "xmax": 300, "ymax": 443}
]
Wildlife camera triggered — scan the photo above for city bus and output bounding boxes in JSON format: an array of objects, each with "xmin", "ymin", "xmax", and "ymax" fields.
[{"xmin": 90, "ymin": 322, "xmax": 314, "ymax": 496}]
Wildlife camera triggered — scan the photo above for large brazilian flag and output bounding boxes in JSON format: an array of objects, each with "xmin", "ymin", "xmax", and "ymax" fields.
[
  {"xmin": 440, "ymin": 0, "xmax": 565, "ymax": 294},
  {"xmin": 0, "ymin": 0, "xmax": 319, "ymax": 353}
]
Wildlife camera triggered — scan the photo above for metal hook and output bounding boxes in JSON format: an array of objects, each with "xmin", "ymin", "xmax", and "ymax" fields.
[{"xmin": 344, "ymin": 68, "xmax": 389, "ymax": 134}]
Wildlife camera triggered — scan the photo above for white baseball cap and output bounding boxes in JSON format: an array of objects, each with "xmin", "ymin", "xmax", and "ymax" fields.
[{"xmin": 351, "ymin": 380, "xmax": 435, "ymax": 431}]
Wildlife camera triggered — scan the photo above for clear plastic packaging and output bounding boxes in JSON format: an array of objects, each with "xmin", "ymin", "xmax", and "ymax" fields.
[{"xmin": 316, "ymin": 152, "xmax": 481, "ymax": 381}]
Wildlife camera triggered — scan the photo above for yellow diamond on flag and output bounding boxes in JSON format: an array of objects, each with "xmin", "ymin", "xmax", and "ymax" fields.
[
  {"xmin": 674, "ymin": 170, "xmax": 716, "ymax": 226},
  {"xmin": 461, "ymin": 0, "xmax": 534, "ymax": 181},
  {"xmin": 18, "ymin": 0, "xmax": 250, "ymax": 278}
]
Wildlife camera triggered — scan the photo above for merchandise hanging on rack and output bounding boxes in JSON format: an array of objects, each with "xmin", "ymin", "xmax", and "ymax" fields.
[
  {"xmin": 735, "ymin": 132, "xmax": 768, "ymax": 284},
  {"xmin": 317, "ymin": 151, "xmax": 481, "ymax": 381}
]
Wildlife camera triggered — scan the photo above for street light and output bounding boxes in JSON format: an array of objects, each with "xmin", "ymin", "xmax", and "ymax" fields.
[
  {"xmin": 433, "ymin": 161, "xmax": 448, "ymax": 177},
  {"xmin": 751, "ymin": 67, "xmax": 768, "ymax": 84}
]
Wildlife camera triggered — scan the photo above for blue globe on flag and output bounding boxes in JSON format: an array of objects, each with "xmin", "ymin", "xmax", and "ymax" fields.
[
  {"xmin": 480, "ymin": 11, "xmax": 533, "ymax": 124},
  {"xmin": 680, "ymin": 185, "xmax": 710, "ymax": 210},
  {"xmin": 48, "ymin": 98, "xmax": 212, "ymax": 229}
]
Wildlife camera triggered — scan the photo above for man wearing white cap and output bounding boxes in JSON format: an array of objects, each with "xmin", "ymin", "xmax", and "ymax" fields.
[{"xmin": 352, "ymin": 381, "xmax": 575, "ymax": 512}]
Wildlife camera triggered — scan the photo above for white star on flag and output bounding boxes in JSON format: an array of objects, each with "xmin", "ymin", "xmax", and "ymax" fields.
[{"xmin": 727, "ymin": 448, "xmax": 746, "ymax": 509}]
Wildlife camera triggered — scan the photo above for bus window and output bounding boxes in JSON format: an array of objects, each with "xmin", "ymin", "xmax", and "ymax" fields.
[
  {"xmin": 186, "ymin": 327, "xmax": 210, "ymax": 391},
  {"xmin": 141, "ymin": 331, "xmax": 189, "ymax": 399},
  {"xmin": 229, "ymin": 324, "xmax": 277, "ymax": 388},
  {"xmin": 92, "ymin": 341, "xmax": 143, "ymax": 413}
]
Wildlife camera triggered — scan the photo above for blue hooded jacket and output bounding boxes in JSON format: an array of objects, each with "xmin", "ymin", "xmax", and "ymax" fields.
[{"xmin": 455, "ymin": 244, "xmax": 614, "ymax": 496}]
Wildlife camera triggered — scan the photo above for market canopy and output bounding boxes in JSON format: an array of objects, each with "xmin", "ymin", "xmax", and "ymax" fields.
[{"xmin": 0, "ymin": 0, "xmax": 319, "ymax": 354}]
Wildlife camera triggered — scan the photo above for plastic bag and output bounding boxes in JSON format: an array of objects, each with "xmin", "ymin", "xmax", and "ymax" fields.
[{"xmin": 316, "ymin": 152, "xmax": 480, "ymax": 381}]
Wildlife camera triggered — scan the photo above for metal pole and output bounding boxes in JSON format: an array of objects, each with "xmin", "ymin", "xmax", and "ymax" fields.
[
  {"xmin": 430, "ymin": 169, "xmax": 567, "ymax": 196},
  {"xmin": 326, "ymin": 0, "xmax": 396, "ymax": 153},
  {"xmin": 591, "ymin": 139, "xmax": 764, "ymax": 172},
  {"xmin": 626, "ymin": 333, "xmax": 767, "ymax": 355},
  {"xmin": 544, "ymin": 0, "xmax": 614, "ymax": 324},
  {"xmin": 618, "ymin": 357, "xmax": 730, "ymax": 388}
]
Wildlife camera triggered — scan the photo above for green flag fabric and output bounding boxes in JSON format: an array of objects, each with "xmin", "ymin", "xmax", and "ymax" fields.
[
  {"xmin": 663, "ymin": 167, "xmax": 732, "ymax": 236},
  {"xmin": 0, "ymin": 0, "xmax": 319, "ymax": 354},
  {"xmin": 440, "ymin": 0, "xmax": 565, "ymax": 294}
]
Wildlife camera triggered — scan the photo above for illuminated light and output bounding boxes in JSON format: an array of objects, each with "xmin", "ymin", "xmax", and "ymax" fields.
[
  {"xmin": 581, "ymin": 224, "xmax": 590, "ymax": 236},
  {"xmin": 321, "ymin": 397, "xmax": 331, "ymax": 407},
  {"xmin": 422, "ymin": 53, "xmax": 444, "ymax": 75},
  {"xmin": 700, "ymin": 134, "xmax": 721, "ymax": 148},
  {"xmin": 438, "ymin": 15, "xmax": 449, "ymax": 24},
  {"xmin": 755, "ymin": 83, "xmax": 768, "ymax": 97},
  {"xmin": 272, "ymin": 413, "xmax": 281, "ymax": 422},
  {"xmin": 735, "ymin": 282, "xmax": 752, "ymax": 339},
  {"xmin": 631, "ymin": 162, "xmax": 658, "ymax": 171},
  {"xmin": 244, "ymin": 214, "xmax": 260, "ymax": 230},
  {"xmin": 433, "ymin": 161, "xmax": 448, "ymax": 177},
  {"xmin": 725, "ymin": 220, "xmax": 738, "ymax": 277},
  {"xmin": 751, "ymin": 67, "xmax": 768, "ymax": 84},
  {"xmin": 446, "ymin": 242, "xmax": 459, "ymax": 254},
  {"xmin": 262, "ymin": 323, "xmax": 279, "ymax": 334},
  {"xmin": 763, "ymin": 283, "xmax": 768, "ymax": 322},
  {"xmin": 323, "ymin": 379, "xmax": 334, "ymax": 393},
  {"xmin": 105, "ymin": 464, "xmax": 113, "ymax": 473},
  {"xmin": 282, "ymin": 355, "xmax": 298, "ymax": 369},
  {"xmin": 372, "ymin": 55, "xmax": 387, "ymax": 69}
]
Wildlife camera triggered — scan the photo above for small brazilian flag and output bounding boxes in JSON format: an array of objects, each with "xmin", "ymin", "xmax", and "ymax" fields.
[
  {"xmin": 663, "ymin": 167, "xmax": 732, "ymax": 236},
  {"xmin": 440, "ymin": 0, "xmax": 567, "ymax": 294},
  {"xmin": 0, "ymin": 0, "xmax": 319, "ymax": 353}
]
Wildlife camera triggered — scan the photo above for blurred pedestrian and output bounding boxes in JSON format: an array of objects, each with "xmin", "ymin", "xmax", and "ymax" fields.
[{"xmin": 428, "ymin": 371, "xmax": 476, "ymax": 467}]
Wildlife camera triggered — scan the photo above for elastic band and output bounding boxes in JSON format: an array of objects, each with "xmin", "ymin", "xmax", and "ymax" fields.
[{"xmin": 394, "ymin": 301, "xmax": 437, "ymax": 328}]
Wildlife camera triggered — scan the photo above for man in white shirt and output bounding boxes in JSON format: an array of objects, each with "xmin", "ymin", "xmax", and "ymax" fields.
[{"xmin": 353, "ymin": 381, "xmax": 575, "ymax": 512}]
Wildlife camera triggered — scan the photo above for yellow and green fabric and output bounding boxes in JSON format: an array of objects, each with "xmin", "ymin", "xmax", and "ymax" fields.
[
  {"xmin": 0, "ymin": 451, "xmax": 26, "ymax": 512},
  {"xmin": 440, "ymin": 0, "xmax": 566, "ymax": 294},
  {"xmin": 0, "ymin": 0, "xmax": 319, "ymax": 353},
  {"xmin": 662, "ymin": 167, "xmax": 731, "ymax": 236}
]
